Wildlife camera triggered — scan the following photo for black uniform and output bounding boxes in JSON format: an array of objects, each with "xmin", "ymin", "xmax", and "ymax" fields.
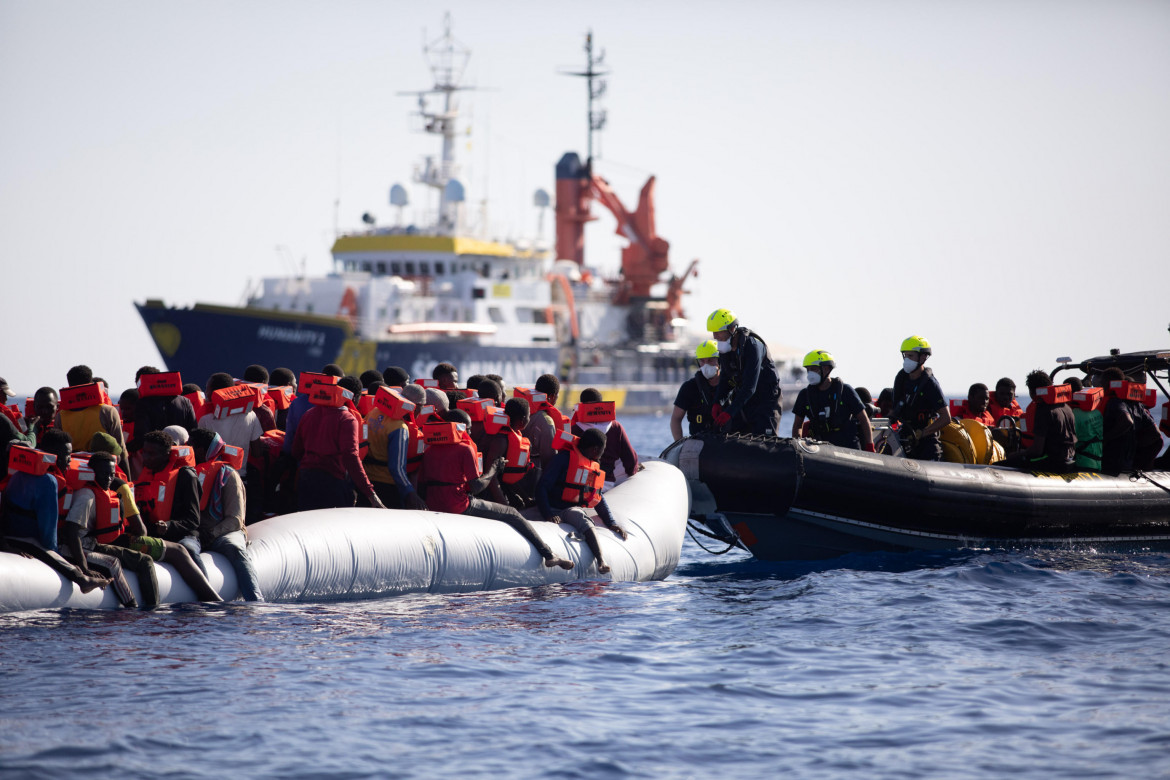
[
  {"xmin": 673, "ymin": 372, "xmax": 718, "ymax": 436},
  {"xmin": 793, "ymin": 379, "xmax": 865, "ymax": 449},
  {"xmin": 714, "ymin": 328, "xmax": 782, "ymax": 436},
  {"xmin": 889, "ymin": 368, "xmax": 946, "ymax": 461}
]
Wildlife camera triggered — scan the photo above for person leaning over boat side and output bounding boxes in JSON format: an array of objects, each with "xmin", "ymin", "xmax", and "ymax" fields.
[
  {"xmin": 790, "ymin": 350, "xmax": 874, "ymax": 451},
  {"xmin": 952, "ymin": 384, "xmax": 995, "ymax": 427},
  {"xmin": 523, "ymin": 373, "xmax": 564, "ymax": 472},
  {"xmin": 888, "ymin": 336, "xmax": 950, "ymax": 461},
  {"xmin": 0, "ymin": 430, "xmax": 111, "ymax": 593},
  {"xmin": 432, "ymin": 362, "xmax": 459, "ymax": 391},
  {"xmin": 188, "ymin": 428, "xmax": 263, "ymax": 601},
  {"xmin": 55, "ymin": 365, "xmax": 130, "ymax": 476},
  {"xmin": 535, "ymin": 428, "xmax": 628, "ymax": 574},
  {"xmin": 571, "ymin": 388, "xmax": 639, "ymax": 484},
  {"xmin": 707, "ymin": 308, "xmax": 782, "ymax": 436},
  {"xmin": 1003, "ymin": 370, "xmax": 1077, "ymax": 473},
  {"xmin": 419, "ymin": 408, "xmax": 573, "ymax": 570},
  {"xmin": 363, "ymin": 382, "xmax": 427, "ymax": 511},
  {"xmin": 292, "ymin": 375, "xmax": 387, "ymax": 511},
  {"xmin": 670, "ymin": 340, "xmax": 721, "ymax": 441}
]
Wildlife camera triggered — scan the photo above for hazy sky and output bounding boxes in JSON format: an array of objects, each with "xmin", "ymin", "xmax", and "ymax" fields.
[{"xmin": 2, "ymin": 0, "xmax": 1168, "ymax": 399}]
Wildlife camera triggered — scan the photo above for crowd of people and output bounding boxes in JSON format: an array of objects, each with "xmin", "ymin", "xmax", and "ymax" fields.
[
  {"xmin": 0, "ymin": 362, "xmax": 642, "ymax": 606},
  {"xmin": 671, "ymin": 311, "xmax": 1170, "ymax": 474},
  {"xmin": 2, "ymin": 308, "xmax": 1168, "ymax": 607}
]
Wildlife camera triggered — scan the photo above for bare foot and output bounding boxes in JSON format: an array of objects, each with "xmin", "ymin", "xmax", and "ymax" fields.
[
  {"xmin": 77, "ymin": 575, "xmax": 110, "ymax": 594},
  {"xmin": 544, "ymin": 556, "xmax": 574, "ymax": 570},
  {"xmin": 597, "ymin": 563, "xmax": 611, "ymax": 574}
]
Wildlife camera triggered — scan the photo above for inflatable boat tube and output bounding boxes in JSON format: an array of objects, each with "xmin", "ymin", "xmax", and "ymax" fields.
[
  {"xmin": 665, "ymin": 434, "xmax": 1170, "ymax": 561},
  {"xmin": 0, "ymin": 461, "xmax": 687, "ymax": 613}
]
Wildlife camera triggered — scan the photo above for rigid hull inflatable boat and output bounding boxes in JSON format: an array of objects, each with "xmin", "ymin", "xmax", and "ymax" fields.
[
  {"xmin": 0, "ymin": 461, "xmax": 687, "ymax": 613},
  {"xmin": 663, "ymin": 435, "xmax": 1170, "ymax": 562}
]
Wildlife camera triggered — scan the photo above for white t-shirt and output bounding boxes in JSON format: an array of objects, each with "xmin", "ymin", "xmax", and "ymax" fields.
[
  {"xmin": 198, "ymin": 412, "xmax": 263, "ymax": 476},
  {"xmin": 61, "ymin": 486, "xmax": 97, "ymax": 552}
]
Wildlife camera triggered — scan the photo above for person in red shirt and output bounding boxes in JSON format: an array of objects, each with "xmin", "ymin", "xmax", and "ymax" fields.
[
  {"xmin": 952, "ymin": 383, "xmax": 996, "ymax": 427},
  {"xmin": 292, "ymin": 376, "xmax": 387, "ymax": 511},
  {"xmin": 419, "ymin": 409, "xmax": 573, "ymax": 570}
]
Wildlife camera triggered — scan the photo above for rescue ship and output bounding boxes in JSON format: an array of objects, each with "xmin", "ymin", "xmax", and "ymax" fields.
[{"xmin": 136, "ymin": 20, "xmax": 802, "ymax": 412}]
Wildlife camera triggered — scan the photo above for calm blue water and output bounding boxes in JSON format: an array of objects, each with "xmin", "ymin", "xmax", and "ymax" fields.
[{"xmin": 4, "ymin": 413, "xmax": 1170, "ymax": 779}]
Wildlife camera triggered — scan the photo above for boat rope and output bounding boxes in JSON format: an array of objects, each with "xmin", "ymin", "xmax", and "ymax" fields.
[
  {"xmin": 686, "ymin": 521, "xmax": 737, "ymax": 555},
  {"xmin": 1133, "ymin": 471, "xmax": 1170, "ymax": 496}
]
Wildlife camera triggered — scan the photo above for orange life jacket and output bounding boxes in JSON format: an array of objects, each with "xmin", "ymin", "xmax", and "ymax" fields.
[
  {"xmin": 514, "ymin": 387, "xmax": 570, "ymax": 431},
  {"xmin": 183, "ymin": 390, "xmax": 208, "ymax": 420},
  {"xmin": 1033, "ymin": 384, "xmax": 1072, "ymax": 405},
  {"xmin": 7, "ymin": 445, "xmax": 57, "ymax": 476},
  {"xmin": 194, "ymin": 458, "xmax": 238, "ymax": 511},
  {"xmin": 1, "ymin": 403, "xmax": 23, "ymax": 430},
  {"xmin": 572, "ymin": 401, "xmax": 616, "ymax": 426},
  {"xmin": 137, "ymin": 371, "xmax": 183, "ymax": 398},
  {"xmin": 481, "ymin": 406, "xmax": 510, "ymax": 436},
  {"xmin": 457, "ymin": 396, "xmax": 494, "ymax": 422},
  {"xmin": 59, "ymin": 382, "xmax": 112, "ymax": 411},
  {"xmin": 500, "ymin": 427, "xmax": 532, "ymax": 485},
  {"xmin": 268, "ymin": 385, "xmax": 295, "ymax": 411},
  {"xmin": 134, "ymin": 445, "xmax": 196, "ymax": 524},
  {"xmin": 53, "ymin": 460, "xmax": 118, "ymax": 543},
  {"xmin": 561, "ymin": 443, "xmax": 604, "ymax": 509},
  {"xmin": 357, "ymin": 392, "xmax": 375, "ymax": 417},
  {"xmin": 209, "ymin": 385, "xmax": 256, "ymax": 419},
  {"xmin": 989, "ymin": 397, "xmax": 1023, "ymax": 423},
  {"xmin": 421, "ymin": 418, "xmax": 482, "ymax": 474},
  {"xmin": 298, "ymin": 372, "xmax": 339, "ymax": 394}
]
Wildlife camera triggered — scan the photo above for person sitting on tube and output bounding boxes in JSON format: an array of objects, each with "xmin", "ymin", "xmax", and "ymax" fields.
[
  {"xmin": 1003, "ymin": 370, "xmax": 1077, "ymax": 473},
  {"xmin": 790, "ymin": 350, "xmax": 874, "ymax": 451}
]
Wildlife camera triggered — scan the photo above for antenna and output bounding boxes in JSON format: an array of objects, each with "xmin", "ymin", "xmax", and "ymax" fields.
[{"xmin": 560, "ymin": 30, "xmax": 610, "ymax": 170}]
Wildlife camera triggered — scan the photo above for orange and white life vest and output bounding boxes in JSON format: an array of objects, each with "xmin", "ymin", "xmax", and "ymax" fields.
[
  {"xmin": 373, "ymin": 386, "xmax": 416, "ymax": 421},
  {"xmin": 137, "ymin": 371, "xmax": 183, "ymax": 398},
  {"xmin": 59, "ymin": 382, "xmax": 112, "ymax": 411},
  {"xmin": 514, "ymin": 387, "xmax": 570, "ymax": 431},
  {"xmin": 421, "ymin": 418, "xmax": 481, "ymax": 474},
  {"xmin": 134, "ymin": 445, "xmax": 196, "ymax": 524},
  {"xmin": 572, "ymin": 401, "xmax": 616, "ymax": 426},
  {"xmin": 268, "ymin": 385, "xmax": 295, "ymax": 411},
  {"xmin": 194, "ymin": 443, "xmax": 241, "ymax": 511},
  {"xmin": 209, "ymin": 385, "xmax": 256, "ymax": 419},
  {"xmin": 500, "ymin": 427, "xmax": 532, "ymax": 485},
  {"xmin": 561, "ymin": 443, "xmax": 604, "ymax": 509},
  {"xmin": 298, "ymin": 372, "xmax": 339, "ymax": 394},
  {"xmin": 457, "ymin": 396, "xmax": 494, "ymax": 422}
]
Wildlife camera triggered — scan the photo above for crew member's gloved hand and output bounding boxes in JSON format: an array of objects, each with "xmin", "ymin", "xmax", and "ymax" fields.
[
  {"xmin": 863, "ymin": 442, "xmax": 876, "ymax": 453},
  {"xmin": 712, "ymin": 403, "xmax": 731, "ymax": 429}
]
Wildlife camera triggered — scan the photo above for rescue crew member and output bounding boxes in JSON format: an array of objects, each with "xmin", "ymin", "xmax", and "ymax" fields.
[
  {"xmin": 888, "ymin": 336, "xmax": 950, "ymax": 461},
  {"xmin": 188, "ymin": 428, "xmax": 264, "ymax": 601},
  {"xmin": 418, "ymin": 408, "xmax": 574, "ymax": 570},
  {"xmin": 790, "ymin": 350, "xmax": 874, "ymax": 451},
  {"xmin": 707, "ymin": 308, "xmax": 782, "ymax": 436},
  {"xmin": 952, "ymin": 383, "xmax": 995, "ymax": 427},
  {"xmin": 571, "ymin": 388, "xmax": 638, "ymax": 485},
  {"xmin": 1003, "ymin": 370, "xmax": 1077, "ymax": 473},
  {"xmin": 0, "ymin": 430, "xmax": 110, "ymax": 593},
  {"xmin": 670, "ymin": 340, "xmax": 720, "ymax": 441},
  {"xmin": 535, "ymin": 428, "xmax": 628, "ymax": 574}
]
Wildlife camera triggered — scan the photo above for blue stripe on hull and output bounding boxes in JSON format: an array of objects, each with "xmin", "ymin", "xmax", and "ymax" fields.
[{"xmin": 136, "ymin": 304, "xmax": 560, "ymax": 385}]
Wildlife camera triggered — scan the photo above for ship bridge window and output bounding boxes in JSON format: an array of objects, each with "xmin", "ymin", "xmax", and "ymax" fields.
[
  {"xmin": 515, "ymin": 307, "xmax": 534, "ymax": 323},
  {"xmin": 420, "ymin": 261, "xmax": 430, "ymax": 275},
  {"xmin": 376, "ymin": 262, "xmax": 386, "ymax": 274},
  {"xmin": 405, "ymin": 261, "xmax": 416, "ymax": 275},
  {"xmin": 488, "ymin": 307, "xmax": 505, "ymax": 324},
  {"xmin": 391, "ymin": 262, "xmax": 402, "ymax": 275},
  {"xmin": 435, "ymin": 262, "xmax": 445, "ymax": 275}
]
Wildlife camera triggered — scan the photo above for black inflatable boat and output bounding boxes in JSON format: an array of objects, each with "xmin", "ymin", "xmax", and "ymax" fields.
[{"xmin": 662, "ymin": 434, "xmax": 1170, "ymax": 561}]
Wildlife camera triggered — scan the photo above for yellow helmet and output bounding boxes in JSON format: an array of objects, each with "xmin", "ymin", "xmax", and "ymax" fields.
[
  {"xmin": 900, "ymin": 335, "xmax": 932, "ymax": 355},
  {"xmin": 695, "ymin": 340, "xmax": 719, "ymax": 360},
  {"xmin": 706, "ymin": 308, "xmax": 738, "ymax": 334},
  {"xmin": 802, "ymin": 349, "xmax": 835, "ymax": 370}
]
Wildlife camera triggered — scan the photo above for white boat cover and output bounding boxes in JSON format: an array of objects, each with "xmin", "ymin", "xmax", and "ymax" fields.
[{"xmin": 0, "ymin": 461, "xmax": 687, "ymax": 613}]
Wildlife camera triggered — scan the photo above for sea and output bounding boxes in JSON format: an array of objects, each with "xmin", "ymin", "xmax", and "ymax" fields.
[{"xmin": 3, "ymin": 412, "xmax": 1170, "ymax": 779}]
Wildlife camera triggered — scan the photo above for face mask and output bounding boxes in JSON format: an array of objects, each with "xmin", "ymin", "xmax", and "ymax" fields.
[
  {"xmin": 716, "ymin": 339, "xmax": 732, "ymax": 354},
  {"xmin": 700, "ymin": 364, "xmax": 719, "ymax": 379},
  {"xmin": 807, "ymin": 370, "xmax": 821, "ymax": 385},
  {"xmin": 903, "ymin": 356, "xmax": 919, "ymax": 374}
]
